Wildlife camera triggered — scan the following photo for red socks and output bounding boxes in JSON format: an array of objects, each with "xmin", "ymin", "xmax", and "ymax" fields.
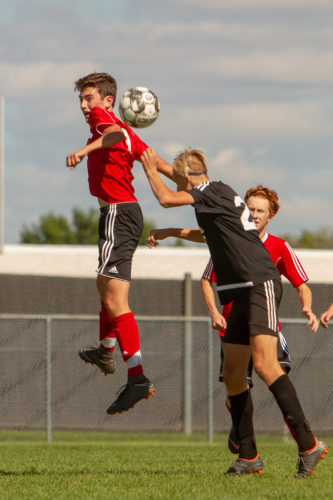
[
  {"xmin": 99, "ymin": 302, "xmax": 116, "ymax": 352},
  {"xmin": 112, "ymin": 312, "xmax": 143, "ymax": 376}
]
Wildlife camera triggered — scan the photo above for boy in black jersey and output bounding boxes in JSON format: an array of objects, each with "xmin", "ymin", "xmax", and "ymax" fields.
[{"xmin": 141, "ymin": 147, "xmax": 327, "ymax": 477}]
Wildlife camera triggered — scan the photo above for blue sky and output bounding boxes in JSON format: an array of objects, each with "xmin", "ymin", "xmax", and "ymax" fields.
[{"xmin": 1, "ymin": 0, "xmax": 333, "ymax": 242}]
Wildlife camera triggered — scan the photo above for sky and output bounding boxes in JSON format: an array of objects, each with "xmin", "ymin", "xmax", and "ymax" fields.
[{"xmin": 1, "ymin": 0, "xmax": 333, "ymax": 243}]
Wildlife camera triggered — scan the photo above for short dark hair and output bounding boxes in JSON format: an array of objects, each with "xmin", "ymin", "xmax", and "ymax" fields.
[{"xmin": 74, "ymin": 72, "xmax": 117, "ymax": 103}]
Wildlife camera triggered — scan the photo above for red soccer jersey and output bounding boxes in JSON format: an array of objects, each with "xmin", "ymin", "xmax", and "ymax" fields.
[
  {"xmin": 87, "ymin": 106, "xmax": 148, "ymax": 203},
  {"xmin": 202, "ymin": 232, "xmax": 309, "ymax": 333}
]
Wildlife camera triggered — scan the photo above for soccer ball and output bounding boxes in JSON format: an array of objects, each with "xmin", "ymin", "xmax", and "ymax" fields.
[{"xmin": 118, "ymin": 87, "xmax": 160, "ymax": 128}]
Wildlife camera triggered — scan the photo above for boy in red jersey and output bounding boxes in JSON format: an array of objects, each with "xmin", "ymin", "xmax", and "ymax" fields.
[
  {"xmin": 142, "ymin": 147, "xmax": 327, "ymax": 477},
  {"xmin": 66, "ymin": 73, "xmax": 172, "ymax": 415}
]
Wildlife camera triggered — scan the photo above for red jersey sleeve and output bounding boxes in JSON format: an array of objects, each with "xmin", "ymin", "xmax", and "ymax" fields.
[
  {"xmin": 275, "ymin": 240, "xmax": 308, "ymax": 288},
  {"xmin": 89, "ymin": 106, "xmax": 116, "ymax": 135},
  {"xmin": 202, "ymin": 258, "xmax": 217, "ymax": 282},
  {"xmin": 88, "ymin": 107, "xmax": 148, "ymax": 159}
]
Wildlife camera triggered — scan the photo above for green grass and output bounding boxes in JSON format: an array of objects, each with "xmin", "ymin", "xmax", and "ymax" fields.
[{"xmin": 0, "ymin": 432, "xmax": 331, "ymax": 499}]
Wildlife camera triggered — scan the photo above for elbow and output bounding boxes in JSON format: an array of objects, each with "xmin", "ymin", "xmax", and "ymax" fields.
[
  {"xmin": 158, "ymin": 194, "xmax": 173, "ymax": 208},
  {"xmin": 160, "ymin": 200, "xmax": 172, "ymax": 208}
]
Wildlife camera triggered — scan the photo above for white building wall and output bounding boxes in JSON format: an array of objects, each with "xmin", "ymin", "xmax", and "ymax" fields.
[{"xmin": 0, "ymin": 244, "xmax": 333, "ymax": 283}]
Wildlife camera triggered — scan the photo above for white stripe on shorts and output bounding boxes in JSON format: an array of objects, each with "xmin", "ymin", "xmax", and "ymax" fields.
[
  {"xmin": 100, "ymin": 204, "xmax": 117, "ymax": 274},
  {"xmin": 264, "ymin": 280, "xmax": 277, "ymax": 332}
]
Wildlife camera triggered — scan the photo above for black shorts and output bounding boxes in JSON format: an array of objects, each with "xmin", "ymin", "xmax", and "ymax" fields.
[
  {"xmin": 223, "ymin": 279, "xmax": 282, "ymax": 345},
  {"xmin": 97, "ymin": 202, "xmax": 143, "ymax": 281}
]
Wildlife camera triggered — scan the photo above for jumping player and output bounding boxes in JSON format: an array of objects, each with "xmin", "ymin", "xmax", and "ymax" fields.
[
  {"xmin": 141, "ymin": 147, "xmax": 327, "ymax": 477},
  {"xmin": 66, "ymin": 72, "xmax": 172, "ymax": 415}
]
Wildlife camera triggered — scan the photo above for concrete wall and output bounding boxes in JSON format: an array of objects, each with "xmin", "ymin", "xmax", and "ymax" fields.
[{"xmin": 1, "ymin": 244, "xmax": 333, "ymax": 282}]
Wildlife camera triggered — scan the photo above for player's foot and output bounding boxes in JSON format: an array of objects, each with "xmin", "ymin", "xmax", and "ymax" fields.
[
  {"xmin": 228, "ymin": 424, "xmax": 240, "ymax": 454},
  {"xmin": 225, "ymin": 454, "xmax": 263, "ymax": 475},
  {"xmin": 106, "ymin": 377, "xmax": 155, "ymax": 415},
  {"xmin": 78, "ymin": 345, "xmax": 116, "ymax": 375},
  {"xmin": 294, "ymin": 437, "xmax": 328, "ymax": 478}
]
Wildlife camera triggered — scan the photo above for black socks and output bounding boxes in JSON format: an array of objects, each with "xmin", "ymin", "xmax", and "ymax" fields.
[
  {"xmin": 229, "ymin": 390, "xmax": 257, "ymax": 459},
  {"xmin": 269, "ymin": 374, "xmax": 315, "ymax": 452}
]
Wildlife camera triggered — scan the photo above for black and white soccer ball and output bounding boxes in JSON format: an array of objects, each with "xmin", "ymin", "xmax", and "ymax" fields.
[{"xmin": 118, "ymin": 87, "xmax": 160, "ymax": 128}]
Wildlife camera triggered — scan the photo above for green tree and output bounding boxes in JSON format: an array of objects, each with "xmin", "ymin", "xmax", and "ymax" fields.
[
  {"xmin": 278, "ymin": 226, "xmax": 333, "ymax": 249},
  {"xmin": 20, "ymin": 209, "xmax": 157, "ymax": 245},
  {"xmin": 20, "ymin": 213, "xmax": 77, "ymax": 244},
  {"xmin": 139, "ymin": 219, "xmax": 155, "ymax": 245}
]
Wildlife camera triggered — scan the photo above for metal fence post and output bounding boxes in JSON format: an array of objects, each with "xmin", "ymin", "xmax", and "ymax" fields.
[
  {"xmin": 184, "ymin": 273, "xmax": 193, "ymax": 435},
  {"xmin": 207, "ymin": 321, "xmax": 214, "ymax": 443},
  {"xmin": 46, "ymin": 317, "xmax": 52, "ymax": 443}
]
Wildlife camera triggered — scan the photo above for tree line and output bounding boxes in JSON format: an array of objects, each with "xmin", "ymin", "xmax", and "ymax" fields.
[{"xmin": 20, "ymin": 208, "xmax": 333, "ymax": 248}]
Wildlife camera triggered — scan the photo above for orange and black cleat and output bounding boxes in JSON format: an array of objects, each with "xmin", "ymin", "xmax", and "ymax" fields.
[
  {"xmin": 107, "ymin": 377, "xmax": 155, "ymax": 415},
  {"xmin": 294, "ymin": 437, "xmax": 328, "ymax": 478},
  {"xmin": 225, "ymin": 454, "xmax": 263, "ymax": 475},
  {"xmin": 79, "ymin": 345, "xmax": 116, "ymax": 375}
]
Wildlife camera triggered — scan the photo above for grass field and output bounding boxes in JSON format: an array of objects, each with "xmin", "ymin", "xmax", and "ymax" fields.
[{"xmin": 0, "ymin": 431, "xmax": 331, "ymax": 499}]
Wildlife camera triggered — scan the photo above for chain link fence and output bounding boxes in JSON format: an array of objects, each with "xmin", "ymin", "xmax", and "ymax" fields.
[{"xmin": 0, "ymin": 313, "xmax": 331, "ymax": 441}]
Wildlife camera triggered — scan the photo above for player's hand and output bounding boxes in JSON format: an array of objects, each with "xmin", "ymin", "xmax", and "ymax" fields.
[
  {"xmin": 320, "ymin": 309, "xmax": 333, "ymax": 328},
  {"xmin": 147, "ymin": 228, "xmax": 172, "ymax": 248},
  {"xmin": 66, "ymin": 150, "xmax": 86, "ymax": 170},
  {"xmin": 211, "ymin": 312, "xmax": 227, "ymax": 331},
  {"xmin": 303, "ymin": 309, "xmax": 319, "ymax": 333},
  {"xmin": 141, "ymin": 148, "xmax": 158, "ymax": 174}
]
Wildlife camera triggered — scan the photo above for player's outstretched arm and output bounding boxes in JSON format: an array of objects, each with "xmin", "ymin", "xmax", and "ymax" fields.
[
  {"xmin": 66, "ymin": 125, "xmax": 124, "ymax": 170},
  {"xmin": 201, "ymin": 277, "xmax": 227, "ymax": 331},
  {"xmin": 147, "ymin": 228, "xmax": 204, "ymax": 248},
  {"xmin": 320, "ymin": 302, "xmax": 333, "ymax": 328},
  {"xmin": 154, "ymin": 155, "xmax": 174, "ymax": 180},
  {"xmin": 141, "ymin": 148, "xmax": 194, "ymax": 207},
  {"xmin": 296, "ymin": 283, "xmax": 319, "ymax": 333}
]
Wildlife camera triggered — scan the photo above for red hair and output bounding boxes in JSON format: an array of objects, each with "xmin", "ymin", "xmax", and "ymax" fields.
[{"xmin": 244, "ymin": 185, "xmax": 280, "ymax": 216}]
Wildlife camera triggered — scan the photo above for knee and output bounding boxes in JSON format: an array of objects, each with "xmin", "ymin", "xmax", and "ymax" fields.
[
  {"xmin": 252, "ymin": 359, "xmax": 266, "ymax": 380},
  {"xmin": 223, "ymin": 365, "xmax": 244, "ymax": 390}
]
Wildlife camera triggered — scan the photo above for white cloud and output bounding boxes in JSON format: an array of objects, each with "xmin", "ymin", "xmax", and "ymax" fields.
[
  {"xmin": 188, "ymin": 50, "xmax": 333, "ymax": 84},
  {"xmin": 160, "ymin": 142, "xmax": 188, "ymax": 158},
  {"xmin": 0, "ymin": 0, "xmax": 332, "ymax": 244},
  {"xmin": 168, "ymin": 0, "xmax": 333, "ymax": 12}
]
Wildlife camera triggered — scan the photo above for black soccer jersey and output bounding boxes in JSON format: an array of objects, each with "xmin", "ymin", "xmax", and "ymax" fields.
[{"xmin": 188, "ymin": 181, "xmax": 281, "ymax": 304}]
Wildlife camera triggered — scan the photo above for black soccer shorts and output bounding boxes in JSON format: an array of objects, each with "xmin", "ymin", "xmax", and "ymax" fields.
[
  {"xmin": 223, "ymin": 279, "xmax": 282, "ymax": 345},
  {"xmin": 97, "ymin": 202, "xmax": 143, "ymax": 281},
  {"xmin": 219, "ymin": 327, "xmax": 291, "ymax": 383}
]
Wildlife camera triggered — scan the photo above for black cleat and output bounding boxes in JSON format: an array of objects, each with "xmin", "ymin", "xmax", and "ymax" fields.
[
  {"xmin": 228, "ymin": 424, "xmax": 240, "ymax": 454},
  {"xmin": 106, "ymin": 377, "xmax": 155, "ymax": 415},
  {"xmin": 226, "ymin": 454, "xmax": 263, "ymax": 475},
  {"xmin": 79, "ymin": 345, "xmax": 116, "ymax": 375},
  {"xmin": 294, "ymin": 437, "xmax": 328, "ymax": 478}
]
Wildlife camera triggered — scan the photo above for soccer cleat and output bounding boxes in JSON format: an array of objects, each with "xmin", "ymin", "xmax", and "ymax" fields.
[
  {"xmin": 294, "ymin": 437, "xmax": 328, "ymax": 478},
  {"xmin": 78, "ymin": 345, "xmax": 116, "ymax": 375},
  {"xmin": 226, "ymin": 454, "xmax": 263, "ymax": 475},
  {"xmin": 106, "ymin": 377, "xmax": 155, "ymax": 415},
  {"xmin": 228, "ymin": 424, "xmax": 240, "ymax": 454}
]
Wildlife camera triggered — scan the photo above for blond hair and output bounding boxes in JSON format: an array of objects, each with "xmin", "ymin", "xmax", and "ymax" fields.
[{"xmin": 173, "ymin": 149, "xmax": 207, "ymax": 179}]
